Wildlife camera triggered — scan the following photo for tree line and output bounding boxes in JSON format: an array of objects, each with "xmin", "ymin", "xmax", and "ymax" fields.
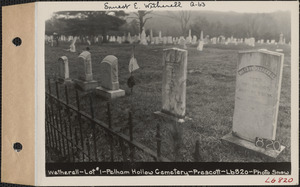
[{"xmin": 46, "ymin": 10, "xmax": 291, "ymax": 42}]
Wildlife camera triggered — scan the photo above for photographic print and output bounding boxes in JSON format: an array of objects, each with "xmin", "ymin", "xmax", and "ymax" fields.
[{"xmin": 36, "ymin": 1, "xmax": 298, "ymax": 185}]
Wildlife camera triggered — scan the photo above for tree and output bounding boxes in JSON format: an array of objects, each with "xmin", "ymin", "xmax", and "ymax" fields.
[
  {"xmin": 46, "ymin": 11, "xmax": 127, "ymax": 43},
  {"xmin": 191, "ymin": 17, "xmax": 210, "ymax": 37},
  {"xmin": 132, "ymin": 11, "xmax": 153, "ymax": 34},
  {"xmin": 170, "ymin": 11, "xmax": 191, "ymax": 36}
]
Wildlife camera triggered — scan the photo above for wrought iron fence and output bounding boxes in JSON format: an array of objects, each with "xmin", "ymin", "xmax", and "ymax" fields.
[{"xmin": 45, "ymin": 78, "xmax": 169, "ymax": 162}]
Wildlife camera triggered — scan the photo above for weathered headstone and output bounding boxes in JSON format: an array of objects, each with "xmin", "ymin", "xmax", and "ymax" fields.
[
  {"xmin": 140, "ymin": 28, "xmax": 148, "ymax": 45},
  {"xmin": 200, "ymin": 31, "xmax": 203, "ymax": 41},
  {"xmin": 154, "ymin": 48, "xmax": 188, "ymax": 122},
  {"xmin": 155, "ymin": 37, "xmax": 160, "ymax": 45},
  {"xmin": 192, "ymin": 35, "xmax": 197, "ymax": 44},
  {"xmin": 167, "ymin": 36, "xmax": 173, "ymax": 44},
  {"xmin": 222, "ymin": 49, "xmax": 285, "ymax": 158},
  {"xmin": 178, "ymin": 37, "xmax": 187, "ymax": 49},
  {"xmin": 57, "ymin": 56, "xmax": 71, "ymax": 83},
  {"xmin": 74, "ymin": 50, "xmax": 98, "ymax": 91},
  {"xmin": 197, "ymin": 40, "xmax": 204, "ymax": 51},
  {"xmin": 163, "ymin": 36, "xmax": 167, "ymax": 45},
  {"xmin": 271, "ymin": 39, "xmax": 275, "ymax": 44},
  {"xmin": 69, "ymin": 37, "xmax": 77, "ymax": 52},
  {"xmin": 96, "ymin": 55, "xmax": 125, "ymax": 99},
  {"xmin": 212, "ymin": 37, "xmax": 217, "ymax": 44}
]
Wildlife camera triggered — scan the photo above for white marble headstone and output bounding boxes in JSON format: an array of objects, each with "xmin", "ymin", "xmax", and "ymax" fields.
[{"xmin": 232, "ymin": 50, "xmax": 284, "ymax": 142}]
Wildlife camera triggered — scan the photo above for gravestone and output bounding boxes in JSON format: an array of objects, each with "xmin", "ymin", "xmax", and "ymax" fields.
[
  {"xmin": 178, "ymin": 37, "xmax": 187, "ymax": 49},
  {"xmin": 167, "ymin": 36, "xmax": 173, "ymax": 44},
  {"xmin": 155, "ymin": 37, "xmax": 160, "ymax": 45},
  {"xmin": 140, "ymin": 28, "xmax": 148, "ymax": 45},
  {"xmin": 192, "ymin": 35, "xmax": 197, "ymax": 44},
  {"xmin": 197, "ymin": 40, "xmax": 204, "ymax": 51},
  {"xmin": 57, "ymin": 56, "xmax": 71, "ymax": 83},
  {"xmin": 222, "ymin": 49, "xmax": 285, "ymax": 158},
  {"xmin": 163, "ymin": 36, "xmax": 167, "ymax": 45},
  {"xmin": 200, "ymin": 31, "xmax": 203, "ymax": 41},
  {"xmin": 186, "ymin": 29, "xmax": 192, "ymax": 44},
  {"xmin": 87, "ymin": 39, "xmax": 91, "ymax": 46},
  {"xmin": 249, "ymin": 37, "xmax": 255, "ymax": 46},
  {"xmin": 96, "ymin": 55, "xmax": 125, "ymax": 99},
  {"xmin": 212, "ymin": 37, "xmax": 217, "ymax": 44},
  {"xmin": 74, "ymin": 51, "xmax": 98, "ymax": 91},
  {"xmin": 154, "ymin": 48, "xmax": 188, "ymax": 122}
]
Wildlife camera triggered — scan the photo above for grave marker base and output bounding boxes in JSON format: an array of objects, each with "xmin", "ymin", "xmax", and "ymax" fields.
[
  {"xmin": 96, "ymin": 86, "xmax": 125, "ymax": 100},
  {"xmin": 57, "ymin": 78, "xmax": 72, "ymax": 84},
  {"xmin": 73, "ymin": 79, "xmax": 98, "ymax": 91},
  {"xmin": 154, "ymin": 111, "xmax": 188, "ymax": 123},
  {"xmin": 221, "ymin": 132, "xmax": 285, "ymax": 158}
]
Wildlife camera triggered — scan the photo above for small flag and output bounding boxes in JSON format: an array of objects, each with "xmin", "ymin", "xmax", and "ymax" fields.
[{"xmin": 129, "ymin": 56, "xmax": 139, "ymax": 73}]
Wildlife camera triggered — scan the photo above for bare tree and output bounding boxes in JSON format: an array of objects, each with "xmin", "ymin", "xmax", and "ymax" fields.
[
  {"xmin": 244, "ymin": 14, "xmax": 260, "ymax": 37},
  {"xmin": 132, "ymin": 10, "xmax": 153, "ymax": 34},
  {"xmin": 170, "ymin": 10, "xmax": 191, "ymax": 36}
]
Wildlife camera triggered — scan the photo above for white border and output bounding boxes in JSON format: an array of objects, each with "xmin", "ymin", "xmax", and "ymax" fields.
[{"xmin": 36, "ymin": 1, "xmax": 299, "ymax": 186}]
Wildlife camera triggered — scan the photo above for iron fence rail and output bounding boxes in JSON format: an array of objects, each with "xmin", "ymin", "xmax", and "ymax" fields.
[{"xmin": 46, "ymin": 79, "xmax": 170, "ymax": 162}]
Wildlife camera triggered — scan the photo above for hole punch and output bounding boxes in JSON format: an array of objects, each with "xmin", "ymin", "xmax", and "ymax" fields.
[
  {"xmin": 12, "ymin": 37, "xmax": 22, "ymax": 46},
  {"xmin": 13, "ymin": 142, "xmax": 23, "ymax": 152}
]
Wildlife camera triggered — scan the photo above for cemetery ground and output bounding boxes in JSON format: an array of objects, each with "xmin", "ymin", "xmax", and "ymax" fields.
[{"xmin": 45, "ymin": 42, "xmax": 291, "ymax": 162}]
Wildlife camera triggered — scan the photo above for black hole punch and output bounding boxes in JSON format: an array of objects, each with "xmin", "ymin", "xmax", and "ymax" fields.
[
  {"xmin": 12, "ymin": 37, "xmax": 22, "ymax": 46},
  {"xmin": 13, "ymin": 142, "xmax": 23, "ymax": 152}
]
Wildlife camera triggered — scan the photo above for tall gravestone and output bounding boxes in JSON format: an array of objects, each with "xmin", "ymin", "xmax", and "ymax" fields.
[
  {"xmin": 96, "ymin": 55, "xmax": 125, "ymax": 99},
  {"xmin": 57, "ymin": 56, "xmax": 71, "ymax": 83},
  {"xmin": 74, "ymin": 51, "xmax": 98, "ymax": 91},
  {"xmin": 70, "ymin": 37, "xmax": 77, "ymax": 53},
  {"xmin": 154, "ymin": 48, "xmax": 188, "ymax": 122},
  {"xmin": 200, "ymin": 31, "xmax": 204, "ymax": 41},
  {"xmin": 140, "ymin": 28, "xmax": 148, "ymax": 45},
  {"xmin": 222, "ymin": 49, "xmax": 285, "ymax": 158},
  {"xmin": 197, "ymin": 40, "xmax": 204, "ymax": 51}
]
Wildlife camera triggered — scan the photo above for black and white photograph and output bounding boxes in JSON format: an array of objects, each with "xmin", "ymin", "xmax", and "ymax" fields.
[
  {"xmin": 40, "ymin": 1, "xmax": 297, "ymax": 184},
  {"xmin": 1, "ymin": 1, "xmax": 298, "ymax": 186}
]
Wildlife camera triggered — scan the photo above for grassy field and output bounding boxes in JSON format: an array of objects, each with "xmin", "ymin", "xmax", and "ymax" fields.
[{"xmin": 45, "ymin": 41, "xmax": 291, "ymax": 162}]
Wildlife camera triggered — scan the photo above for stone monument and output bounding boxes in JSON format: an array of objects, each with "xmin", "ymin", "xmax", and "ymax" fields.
[
  {"xmin": 57, "ymin": 56, "xmax": 71, "ymax": 83},
  {"xmin": 222, "ymin": 49, "xmax": 285, "ymax": 158},
  {"xmin": 74, "ymin": 50, "xmax": 98, "ymax": 91},
  {"xmin": 96, "ymin": 55, "xmax": 125, "ymax": 99},
  {"xmin": 197, "ymin": 40, "xmax": 204, "ymax": 51},
  {"xmin": 140, "ymin": 27, "xmax": 148, "ymax": 45},
  {"xmin": 154, "ymin": 48, "xmax": 188, "ymax": 122}
]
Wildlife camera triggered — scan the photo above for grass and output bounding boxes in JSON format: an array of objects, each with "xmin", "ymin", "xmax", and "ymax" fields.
[{"xmin": 45, "ymin": 41, "xmax": 291, "ymax": 162}]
